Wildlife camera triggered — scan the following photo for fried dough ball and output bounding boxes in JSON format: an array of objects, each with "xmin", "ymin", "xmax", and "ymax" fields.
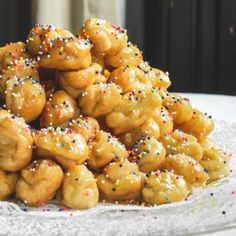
[
  {"xmin": 97, "ymin": 160, "xmax": 144, "ymax": 201},
  {"xmin": 81, "ymin": 18, "xmax": 128, "ymax": 55},
  {"xmin": 34, "ymin": 127, "xmax": 89, "ymax": 169},
  {"xmin": 161, "ymin": 92, "xmax": 193, "ymax": 125},
  {"xmin": 0, "ymin": 169, "xmax": 18, "ymax": 200},
  {"xmin": 27, "ymin": 24, "xmax": 92, "ymax": 70},
  {"xmin": 16, "ymin": 160, "xmax": 63, "ymax": 206},
  {"xmin": 68, "ymin": 116, "xmax": 100, "ymax": 141},
  {"xmin": 105, "ymin": 88, "xmax": 162, "ymax": 134},
  {"xmin": 160, "ymin": 130, "xmax": 203, "ymax": 162},
  {"xmin": 105, "ymin": 42, "xmax": 142, "ymax": 68},
  {"xmin": 109, "ymin": 62, "xmax": 171, "ymax": 93},
  {"xmin": 5, "ymin": 77, "xmax": 46, "ymax": 123},
  {"xmin": 0, "ymin": 41, "xmax": 35, "ymax": 65},
  {"xmin": 87, "ymin": 131, "xmax": 128, "ymax": 171},
  {"xmin": 151, "ymin": 69, "xmax": 171, "ymax": 91},
  {"xmin": 119, "ymin": 118, "xmax": 160, "ymax": 149},
  {"xmin": 1, "ymin": 42, "xmax": 26, "ymax": 60},
  {"xmin": 136, "ymin": 136, "xmax": 166, "ymax": 173},
  {"xmin": 79, "ymin": 83, "xmax": 122, "ymax": 117},
  {"xmin": 142, "ymin": 171, "xmax": 188, "ymax": 205},
  {"xmin": 152, "ymin": 107, "xmax": 173, "ymax": 136},
  {"xmin": 109, "ymin": 65, "xmax": 152, "ymax": 93},
  {"xmin": 0, "ymin": 58, "xmax": 39, "ymax": 96},
  {"xmin": 0, "ymin": 42, "xmax": 39, "ymax": 98},
  {"xmin": 58, "ymin": 165, "xmax": 98, "ymax": 209},
  {"xmin": 162, "ymin": 154, "xmax": 209, "ymax": 189},
  {"xmin": 57, "ymin": 63, "xmax": 107, "ymax": 98},
  {"xmin": 137, "ymin": 62, "xmax": 171, "ymax": 91},
  {"xmin": 200, "ymin": 139, "xmax": 231, "ymax": 182},
  {"xmin": 40, "ymin": 90, "xmax": 79, "ymax": 127},
  {"xmin": 0, "ymin": 109, "xmax": 33, "ymax": 172},
  {"xmin": 177, "ymin": 109, "xmax": 214, "ymax": 142},
  {"xmin": 0, "ymin": 42, "xmax": 29, "ymax": 64}
]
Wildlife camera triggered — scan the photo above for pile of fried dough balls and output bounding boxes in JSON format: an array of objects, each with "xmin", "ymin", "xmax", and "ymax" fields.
[{"xmin": 0, "ymin": 18, "xmax": 231, "ymax": 209}]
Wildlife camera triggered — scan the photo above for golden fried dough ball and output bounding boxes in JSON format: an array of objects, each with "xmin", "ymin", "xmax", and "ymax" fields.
[
  {"xmin": 105, "ymin": 42, "xmax": 143, "ymax": 68},
  {"xmin": 0, "ymin": 109, "xmax": 33, "ymax": 172},
  {"xmin": 34, "ymin": 127, "xmax": 89, "ymax": 169},
  {"xmin": 161, "ymin": 92, "xmax": 193, "ymax": 125},
  {"xmin": 0, "ymin": 169, "xmax": 18, "ymax": 200},
  {"xmin": 119, "ymin": 118, "xmax": 160, "ymax": 149},
  {"xmin": 79, "ymin": 83, "xmax": 122, "ymax": 117},
  {"xmin": 16, "ymin": 160, "xmax": 63, "ymax": 206},
  {"xmin": 135, "ymin": 136, "xmax": 166, "ymax": 173},
  {"xmin": 142, "ymin": 171, "xmax": 188, "ymax": 205},
  {"xmin": 0, "ymin": 42, "xmax": 29, "ymax": 64},
  {"xmin": 152, "ymin": 107, "xmax": 173, "ymax": 136},
  {"xmin": 137, "ymin": 61, "xmax": 171, "ymax": 91},
  {"xmin": 57, "ymin": 63, "xmax": 107, "ymax": 98},
  {"xmin": 162, "ymin": 154, "xmax": 209, "ymax": 189},
  {"xmin": 27, "ymin": 24, "xmax": 92, "ymax": 70},
  {"xmin": 109, "ymin": 65, "xmax": 152, "ymax": 93},
  {"xmin": 177, "ymin": 109, "xmax": 214, "ymax": 142},
  {"xmin": 87, "ymin": 130, "xmax": 128, "ymax": 171},
  {"xmin": 200, "ymin": 139, "xmax": 231, "ymax": 182},
  {"xmin": 40, "ymin": 90, "xmax": 79, "ymax": 127},
  {"xmin": 160, "ymin": 129, "xmax": 203, "ymax": 162},
  {"xmin": 151, "ymin": 69, "xmax": 171, "ymax": 91},
  {"xmin": 81, "ymin": 18, "xmax": 128, "ymax": 55},
  {"xmin": 97, "ymin": 160, "xmax": 144, "ymax": 201},
  {"xmin": 58, "ymin": 165, "xmax": 98, "ymax": 209},
  {"xmin": 0, "ymin": 44, "xmax": 39, "ymax": 98},
  {"xmin": 0, "ymin": 58, "xmax": 39, "ymax": 98},
  {"xmin": 68, "ymin": 116, "xmax": 100, "ymax": 141},
  {"xmin": 105, "ymin": 88, "xmax": 162, "ymax": 134},
  {"xmin": 5, "ymin": 77, "xmax": 46, "ymax": 123},
  {"xmin": 109, "ymin": 62, "xmax": 171, "ymax": 93}
]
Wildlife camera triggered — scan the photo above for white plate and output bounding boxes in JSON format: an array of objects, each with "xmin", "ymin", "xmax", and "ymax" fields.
[{"xmin": 1, "ymin": 120, "xmax": 236, "ymax": 236}]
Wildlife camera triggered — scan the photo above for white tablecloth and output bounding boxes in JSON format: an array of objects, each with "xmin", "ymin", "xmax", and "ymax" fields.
[{"xmin": 179, "ymin": 93, "xmax": 236, "ymax": 236}]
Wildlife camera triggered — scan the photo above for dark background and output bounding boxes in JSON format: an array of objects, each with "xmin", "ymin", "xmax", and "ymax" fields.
[
  {"xmin": 0, "ymin": 0, "xmax": 236, "ymax": 95},
  {"xmin": 127, "ymin": 0, "xmax": 236, "ymax": 95}
]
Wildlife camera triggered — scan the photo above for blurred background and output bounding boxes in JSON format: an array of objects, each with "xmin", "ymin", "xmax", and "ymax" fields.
[{"xmin": 0, "ymin": 0, "xmax": 235, "ymax": 95}]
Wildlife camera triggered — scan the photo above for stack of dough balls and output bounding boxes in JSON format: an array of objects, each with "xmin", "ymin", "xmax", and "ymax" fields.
[{"xmin": 0, "ymin": 19, "xmax": 231, "ymax": 209}]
